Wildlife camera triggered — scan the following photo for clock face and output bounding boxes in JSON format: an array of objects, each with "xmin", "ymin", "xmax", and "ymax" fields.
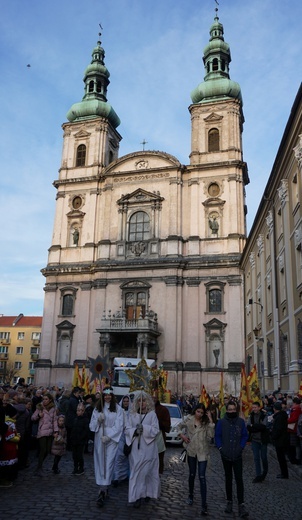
[
  {"xmin": 208, "ymin": 182, "xmax": 220, "ymax": 197},
  {"xmin": 72, "ymin": 196, "xmax": 82, "ymax": 209}
]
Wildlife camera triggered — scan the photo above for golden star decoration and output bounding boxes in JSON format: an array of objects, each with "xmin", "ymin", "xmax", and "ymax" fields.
[{"xmin": 126, "ymin": 357, "xmax": 160, "ymax": 393}]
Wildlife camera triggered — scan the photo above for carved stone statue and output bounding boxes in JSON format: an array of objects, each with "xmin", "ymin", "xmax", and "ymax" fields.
[
  {"xmin": 213, "ymin": 348, "xmax": 220, "ymax": 366},
  {"xmin": 209, "ymin": 216, "xmax": 219, "ymax": 234},
  {"xmin": 73, "ymin": 228, "xmax": 79, "ymax": 246}
]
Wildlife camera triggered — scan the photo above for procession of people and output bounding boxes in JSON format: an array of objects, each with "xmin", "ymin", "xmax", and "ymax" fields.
[{"xmin": 1, "ymin": 373, "xmax": 302, "ymax": 518}]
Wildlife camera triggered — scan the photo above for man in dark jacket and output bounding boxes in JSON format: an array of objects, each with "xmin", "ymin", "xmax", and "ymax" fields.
[
  {"xmin": 215, "ymin": 401, "xmax": 249, "ymax": 518},
  {"xmin": 70, "ymin": 402, "xmax": 90, "ymax": 475},
  {"xmin": 65, "ymin": 387, "xmax": 81, "ymax": 450},
  {"xmin": 271, "ymin": 401, "xmax": 289, "ymax": 479},
  {"xmin": 247, "ymin": 401, "xmax": 270, "ymax": 482}
]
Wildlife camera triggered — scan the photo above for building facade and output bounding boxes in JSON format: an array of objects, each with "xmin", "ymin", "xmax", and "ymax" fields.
[
  {"xmin": 0, "ymin": 314, "xmax": 42, "ymax": 385},
  {"xmin": 36, "ymin": 14, "xmax": 249, "ymax": 395},
  {"xmin": 240, "ymin": 84, "xmax": 302, "ymax": 394}
]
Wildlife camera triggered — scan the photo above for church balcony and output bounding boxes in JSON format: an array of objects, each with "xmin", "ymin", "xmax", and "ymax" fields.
[{"xmin": 98, "ymin": 309, "xmax": 160, "ymax": 335}]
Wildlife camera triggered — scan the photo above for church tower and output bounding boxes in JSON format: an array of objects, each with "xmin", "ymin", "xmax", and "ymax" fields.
[
  {"xmin": 188, "ymin": 11, "xmax": 249, "ymax": 244},
  {"xmin": 36, "ymin": 13, "xmax": 249, "ymax": 396}
]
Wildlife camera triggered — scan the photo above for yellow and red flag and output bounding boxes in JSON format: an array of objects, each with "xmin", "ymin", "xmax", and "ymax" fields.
[
  {"xmin": 81, "ymin": 364, "xmax": 90, "ymax": 395},
  {"xmin": 239, "ymin": 364, "xmax": 251, "ymax": 417},
  {"xmin": 248, "ymin": 364, "xmax": 262, "ymax": 407},
  {"xmin": 299, "ymin": 379, "xmax": 302, "ymax": 397},
  {"xmin": 72, "ymin": 363, "xmax": 80, "ymax": 388},
  {"xmin": 199, "ymin": 384, "xmax": 210, "ymax": 408}
]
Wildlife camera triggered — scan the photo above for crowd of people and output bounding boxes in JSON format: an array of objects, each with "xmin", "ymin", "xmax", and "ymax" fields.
[
  {"xmin": 0, "ymin": 380, "xmax": 170, "ymax": 509},
  {"xmin": 0, "ymin": 379, "xmax": 301, "ymax": 518}
]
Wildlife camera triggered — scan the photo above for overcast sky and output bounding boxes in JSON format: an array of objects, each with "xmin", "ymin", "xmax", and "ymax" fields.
[{"xmin": 1, "ymin": 0, "xmax": 301, "ymax": 316}]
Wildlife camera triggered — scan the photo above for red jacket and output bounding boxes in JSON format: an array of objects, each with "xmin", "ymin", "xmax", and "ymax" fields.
[{"xmin": 288, "ymin": 404, "xmax": 301, "ymax": 433}]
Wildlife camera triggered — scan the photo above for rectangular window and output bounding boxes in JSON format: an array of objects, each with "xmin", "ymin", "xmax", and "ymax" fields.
[
  {"xmin": 16, "ymin": 347, "xmax": 23, "ymax": 355},
  {"xmin": 18, "ymin": 332, "xmax": 25, "ymax": 340},
  {"xmin": 31, "ymin": 332, "xmax": 41, "ymax": 340},
  {"xmin": 0, "ymin": 332, "xmax": 10, "ymax": 340},
  {"xmin": 27, "ymin": 377, "xmax": 34, "ymax": 385},
  {"xmin": 30, "ymin": 347, "xmax": 39, "ymax": 355},
  {"xmin": 0, "ymin": 346, "xmax": 8, "ymax": 354},
  {"xmin": 28, "ymin": 362, "xmax": 35, "ymax": 370},
  {"xmin": 14, "ymin": 361, "xmax": 22, "ymax": 369},
  {"xmin": 209, "ymin": 289, "xmax": 222, "ymax": 312}
]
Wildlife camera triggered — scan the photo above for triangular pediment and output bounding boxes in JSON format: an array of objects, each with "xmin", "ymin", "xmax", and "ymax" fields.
[
  {"xmin": 204, "ymin": 112, "xmax": 223, "ymax": 122},
  {"xmin": 74, "ymin": 129, "xmax": 91, "ymax": 138},
  {"xmin": 204, "ymin": 318, "xmax": 227, "ymax": 329},
  {"xmin": 56, "ymin": 320, "xmax": 76, "ymax": 330},
  {"xmin": 117, "ymin": 188, "xmax": 164, "ymax": 205}
]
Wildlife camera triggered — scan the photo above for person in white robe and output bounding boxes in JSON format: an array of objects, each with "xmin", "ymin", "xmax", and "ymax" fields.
[
  {"xmin": 112, "ymin": 394, "xmax": 131, "ymax": 485},
  {"xmin": 125, "ymin": 391, "xmax": 160, "ymax": 508},
  {"xmin": 89, "ymin": 386, "xmax": 123, "ymax": 507}
]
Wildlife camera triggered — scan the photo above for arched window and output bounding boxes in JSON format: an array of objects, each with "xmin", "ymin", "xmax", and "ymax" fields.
[
  {"xmin": 205, "ymin": 281, "xmax": 225, "ymax": 314},
  {"xmin": 62, "ymin": 294, "xmax": 74, "ymax": 316},
  {"xmin": 209, "ymin": 289, "xmax": 222, "ymax": 313},
  {"xmin": 76, "ymin": 144, "xmax": 86, "ymax": 167},
  {"xmin": 125, "ymin": 291, "xmax": 146, "ymax": 319},
  {"xmin": 96, "ymin": 81, "xmax": 102, "ymax": 93},
  {"xmin": 213, "ymin": 58, "xmax": 219, "ymax": 71},
  {"xmin": 128, "ymin": 211, "xmax": 150, "ymax": 242},
  {"xmin": 208, "ymin": 128, "xmax": 220, "ymax": 152},
  {"xmin": 88, "ymin": 80, "xmax": 94, "ymax": 93}
]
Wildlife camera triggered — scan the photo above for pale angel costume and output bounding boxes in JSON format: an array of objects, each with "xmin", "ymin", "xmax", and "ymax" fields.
[
  {"xmin": 89, "ymin": 402, "xmax": 124, "ymax": 486},
  {"xmin": 112, "ymin": 397, "xmax": 131, "ymax": 482},
  {"xmin": 125, "ymin": 409, "xmax": 160, "ymax": 504}
]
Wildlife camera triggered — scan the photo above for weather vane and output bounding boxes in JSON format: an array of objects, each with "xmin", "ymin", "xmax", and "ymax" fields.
[{"xmin": 98, "ymin": 22, "xmax": 103, "ymax": 41}]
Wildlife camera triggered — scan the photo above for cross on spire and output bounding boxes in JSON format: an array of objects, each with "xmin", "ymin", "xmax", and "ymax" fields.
[{"xmin": 141, "ymin": 139, "xmax": 148, "ymax": 151}]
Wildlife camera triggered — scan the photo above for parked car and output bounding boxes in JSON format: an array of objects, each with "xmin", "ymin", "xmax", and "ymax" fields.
[{"xmin": 161, "ymin": 403, "xmax": 183, "ymax": 445}]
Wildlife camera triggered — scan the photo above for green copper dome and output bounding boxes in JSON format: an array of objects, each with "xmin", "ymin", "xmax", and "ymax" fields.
[
  {"xmin": 191, "ymin": 14, "xmax": 242, "ymax": 105},
  {"xmin": 67, "ymin": 39, "xmax": 120, "ymax": 128}
]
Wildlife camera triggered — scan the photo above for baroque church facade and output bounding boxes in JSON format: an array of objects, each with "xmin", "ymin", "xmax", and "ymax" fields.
[{"xmin": 36, "ymin": 13, "xmax": 249, "ymax": 395}]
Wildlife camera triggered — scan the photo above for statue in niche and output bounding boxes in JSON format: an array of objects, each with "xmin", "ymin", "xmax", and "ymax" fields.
[
  {"xmin": 209, "ymin": 216, "xmax": 219, "ymax": 234},
  {"xmin": 72, "ymin": 228, "xmax": 79, "ymax": 246},
  {"xmin": 213, "ymin": 348, "xmax": 220, "ymax": 367}
]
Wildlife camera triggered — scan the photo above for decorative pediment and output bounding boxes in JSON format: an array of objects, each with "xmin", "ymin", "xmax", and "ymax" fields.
[
  {"xmin": 105, "ymin": 150, "xmax": 181, "ymax": 174},
  {"xmin": 56, "ymin": 320, "xmax": 76, "ymax": 330},
  {"xmin": 202, "ymin": 198, "xmax": 225, "ymax": 208},
  {"xmin": 117, "ymin": 188, "xmax": 164, "ymax": 206},
  {"xmin": 74, "ymin": 129, "xmax": 91, "ymax": 139},
  {"xmin": 120, "ymin": 280, "xmax": 151, "ymax": 289},
  {"xmin": 204, "ymin": 112, "xmax": 223, "ymax": 123},
  {"xmin": 66, "ymin": 209, "xmax": 86, "ymax": 219},
  {"xmin": 204, "ymin": 318, "xmax": 227, "ymax": 330}
]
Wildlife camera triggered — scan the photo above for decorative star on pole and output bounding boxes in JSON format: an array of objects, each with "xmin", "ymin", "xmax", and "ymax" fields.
[
  {"xmin": 88, "ymin": 354, "xmax": 110, "ymax": 381},
  {"xmin": 126, "ymin": 357, "xmax": 155, "ymax": 393}
]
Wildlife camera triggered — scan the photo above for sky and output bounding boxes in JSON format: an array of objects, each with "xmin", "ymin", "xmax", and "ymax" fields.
[{"xmin": 0, "ymin": 0, "xmax": 301, "ymax": 317}]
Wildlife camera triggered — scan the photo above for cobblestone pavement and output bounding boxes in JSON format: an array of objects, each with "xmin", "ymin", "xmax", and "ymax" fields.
[{"xmin": 1, "ymin": 443, "xmax": 301, "ymax": 520}]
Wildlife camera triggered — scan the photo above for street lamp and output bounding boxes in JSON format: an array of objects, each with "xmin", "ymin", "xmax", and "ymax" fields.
[{"xmin": 249, "ymin": 298, "xmax": 263, "ymax": 311}]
